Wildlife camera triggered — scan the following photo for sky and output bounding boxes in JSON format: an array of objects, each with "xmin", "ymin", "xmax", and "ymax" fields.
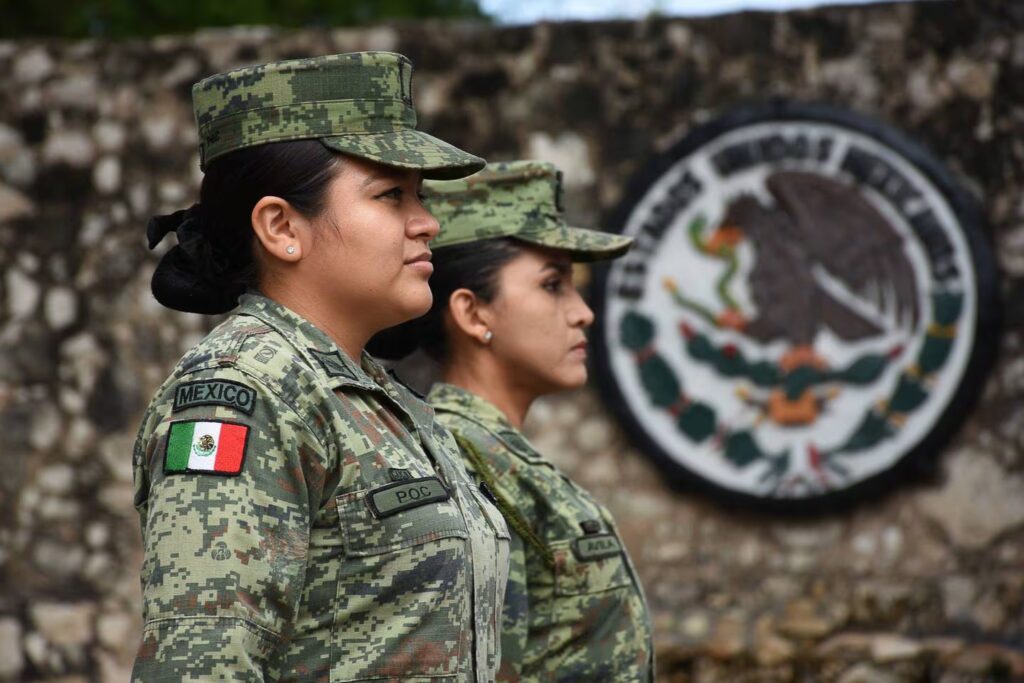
[{"xmin": 479, "ymin": 0, "xmax": 897, "ymax": 24}]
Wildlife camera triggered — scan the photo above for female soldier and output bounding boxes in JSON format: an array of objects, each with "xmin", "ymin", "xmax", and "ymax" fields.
[
  {"xmin": 135, "ymin": 52, "xmax": 509, "ymax": 681},
  {"xmin": 371, "ymin": 161, "xmax": 654, "ymax": 681}
]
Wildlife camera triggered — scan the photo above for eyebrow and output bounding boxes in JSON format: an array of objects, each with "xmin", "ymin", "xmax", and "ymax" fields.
[
  {"xmin": 362, "ymin": 172, "xmax": 390, "ymax": 188},
  {"xmin": 541, "ymin": 261, "xmax": 572, "ymax": 276},
  {"xmin": 362, "ymin": 169, "xmax": 419, "ymax": 189}
]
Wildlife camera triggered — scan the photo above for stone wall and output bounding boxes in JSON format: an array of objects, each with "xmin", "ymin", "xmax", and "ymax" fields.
[{"xmin": 1, "ymin": 1, "xmax": 1022, "ymax": 680}]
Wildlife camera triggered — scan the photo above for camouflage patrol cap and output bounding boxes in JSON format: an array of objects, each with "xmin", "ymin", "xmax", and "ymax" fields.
[
  {"xmin": 425, "ymin": 160, "xmax": 632, "ymax": 261},
  {"xmin": 191, "ymin": 52, "xmax": 484, "ymax": 179}
]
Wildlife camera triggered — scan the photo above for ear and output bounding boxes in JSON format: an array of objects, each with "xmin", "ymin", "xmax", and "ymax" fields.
[
  {"xmin": 447, "ymin": 288, "xmax": 495, "ymax": 345},
  {"xmin": 251, "ymin": 195, "xmax": 309, "ymax": 262}
]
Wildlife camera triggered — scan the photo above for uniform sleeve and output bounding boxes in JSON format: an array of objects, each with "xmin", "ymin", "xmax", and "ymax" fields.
[
  {"xmin": 132, "ymin": 366, "xmax": 329, "ymax": 681},
  {"xmin": 497, "ymin": 531, "xmax": 529, "ymax": 682}
]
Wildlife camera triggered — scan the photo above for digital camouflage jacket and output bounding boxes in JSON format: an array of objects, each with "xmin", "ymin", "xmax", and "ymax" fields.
[
  {"xmin": 429, "ymin": 383, "xmax": 654, "ymax": 683},
  {"xmin": 132, "ymin": 294, "xmax": 510, "ymax": 681}
]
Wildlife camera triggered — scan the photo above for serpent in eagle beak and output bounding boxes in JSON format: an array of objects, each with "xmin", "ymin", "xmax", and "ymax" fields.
[{"xmin": 701, "ymin": 171, "xmax": 919, "ymax": 425}]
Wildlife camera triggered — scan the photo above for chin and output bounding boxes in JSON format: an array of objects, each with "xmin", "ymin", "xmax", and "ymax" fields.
[
  {"xmin": 550, "ymin": 367, "xmax": 588, "ymax": 393},
  {"xmin": 399, "ymin": 288, "xmax": 434, "ymax": 320}
]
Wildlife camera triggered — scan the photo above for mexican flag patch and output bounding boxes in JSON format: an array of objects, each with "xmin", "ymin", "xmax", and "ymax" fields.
[{"xmin": 164, "ymin": 420, "xmax": 249, "ymax": 476}]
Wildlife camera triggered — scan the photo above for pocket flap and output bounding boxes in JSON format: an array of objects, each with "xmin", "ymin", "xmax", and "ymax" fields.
[
  {"xmin": 552, "ymin": 537, "xmax": 632, "ymax": 596},
  {"xmin": 337, "ymin": 483, "xmax": 468, "ymax": 556}
]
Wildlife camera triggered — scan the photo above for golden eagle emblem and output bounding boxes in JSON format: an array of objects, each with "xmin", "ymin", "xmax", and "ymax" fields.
[{"xmin": 194, "ymin": 434, "xmax": 216, "ymax": 456}]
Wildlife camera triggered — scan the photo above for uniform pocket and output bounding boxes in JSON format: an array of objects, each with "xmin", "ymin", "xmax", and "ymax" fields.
[
  {"xmin": 545, "ymin": 534, "xmax": 641, "ymax": 677},
  {"xmin": 551, "ymin": 534, "xmax": 633, "ymax": 597},
  {"xmin": 340, "ymin": 477, "xmax": 468, "ymax": 555},
  {"xmin": 331, "ymin": 485, "xmax": 470, "ymax": 682}
]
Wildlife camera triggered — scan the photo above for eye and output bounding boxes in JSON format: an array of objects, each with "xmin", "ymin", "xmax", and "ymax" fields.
[
  {"xmin": 542, "ymin": 278, "xmax": 563, "ymax": 294},
  {"xmin": 377, "ymin": 186, "xmax": 403, "ymax": 201},
  {"xmin": 416, "ymin": 190, "xmax": 428, "ymax": 203}
]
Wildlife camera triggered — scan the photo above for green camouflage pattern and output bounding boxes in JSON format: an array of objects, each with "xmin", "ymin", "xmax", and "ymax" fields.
[
  {"xmin": 192, "ymin": 51, "xmax": 484, "ymax": 179},
  {"xmin": 132, "ymin": 293, "xmax": 509, "ymax": 681},
  {"xmin": 425, "ymin": 160, "xmax": 633, "ymax": 261},
  {"xmin": 429, "ymin": 383, "xmax": 654, "ymax": 682}
]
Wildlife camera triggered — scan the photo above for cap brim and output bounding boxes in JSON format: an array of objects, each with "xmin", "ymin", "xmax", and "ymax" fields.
[
  {"xmin": 321, "ymin": 130, "xmax": 485, "ymax": 180},
  {"xmin": 512, "ymin": 226, "xmax": 633, "ymax": 263}
]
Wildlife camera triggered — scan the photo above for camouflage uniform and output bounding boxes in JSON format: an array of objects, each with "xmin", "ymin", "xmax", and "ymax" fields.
[
  {"xmin": 134, "ymin": 295, "xmax": 510, "ymax": 680},
  {"xmin": 423, "ymin": 162, "xmax": 653, "ymax": 681},
  {"xmin": 429, "ymin": 385, "xmax": 653, "ymax": 683},
  {"xmin": 134, "ymin": 53, "xmax": 508, "ymax": 681}
]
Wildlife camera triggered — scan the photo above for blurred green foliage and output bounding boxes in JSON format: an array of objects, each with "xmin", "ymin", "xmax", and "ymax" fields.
[{"xmin": 0, "ymin": 0, "xmax": 489, "ymax": 38}]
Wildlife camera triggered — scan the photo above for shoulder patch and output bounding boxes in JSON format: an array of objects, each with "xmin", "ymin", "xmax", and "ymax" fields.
[
  {"xmin": 172, "ymin": 379, "xmax": 257, "ymax": 415},
  {"xmin": 367, "ymin": 476, "xmax": 449, "ymax": 518},
  {"xmin": 164, "ymin": 420, "xmax": 249, "ymax": 476},
  {"xmin": 498, "ymin": 429, "xmax": 534, "ymax": 454},
  {"xmin": 388, "ymin": 467, "xmax": 413, "ymax": 481},
  {"xmin": 308, "ymin": 348, "xmax": 357, "ymax": 380},
  {"xmin": 573, "ymin": 533, "xmax": 622, "ymax": 562},
  {"xmin": 253, "ymin": 345, "xmax": 278, "ymax": 364}
]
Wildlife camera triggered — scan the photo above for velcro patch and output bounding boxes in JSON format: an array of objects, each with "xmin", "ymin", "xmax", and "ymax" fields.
[
  {"xmin": 308, "ymin": 348, "xmax": 357, "ymax": 380},
  {"xmin": 253, "ymin": 346, "xmax": 277, "ymax": 364},
  {"xmin": 498, "ymin": 430, "xmax": 534, "ymax": 454},
  {"xmin": 164, "ymin": 420, "xmax": 249, "ymax": 476},
  {"xmin": 573, "ymin": 533, "xmax": 622, "ymax": 562},
  {"xmin": 368, "ymin": 476, "xmax": 449, "ymax": 518},
  {"xmin": 173, "ymin": 379, "xmax": 256, "ymax": 415},
  {"xmin": 388, "ymin": 467, "xmax": 413, "ymax": 482}
]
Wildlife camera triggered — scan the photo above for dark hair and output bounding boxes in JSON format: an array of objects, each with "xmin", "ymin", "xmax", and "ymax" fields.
[
  {"xmin": 368, "ymin": 238, "xmax": 522, "ymax": 361},
  {"xmin": 148, "ymin": 140, "xmax": 342, "ymax": 314}
]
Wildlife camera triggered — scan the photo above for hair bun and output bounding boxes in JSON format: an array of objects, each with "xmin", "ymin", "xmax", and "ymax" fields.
[
  {"xmin": 147, "ymin": 205, "xmax": 244, "ymax": 314},
  {"xmin": 151, "ymin": 245, "xmax": 244, "ymax": 315}
]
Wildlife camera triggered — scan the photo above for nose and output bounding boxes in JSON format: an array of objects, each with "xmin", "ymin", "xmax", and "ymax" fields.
[
  {"xmin": 408, "ymin": 202, "xmax": 440, "ymax": 241},
  {"xmin": 569, "ymin": 287, "xmax": 594, "ymax": 328}
]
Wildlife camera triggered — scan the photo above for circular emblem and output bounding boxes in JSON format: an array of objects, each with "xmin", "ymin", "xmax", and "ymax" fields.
[
  {"xmin": 592, "ymin": 102, "xmax": 999, "ymax": 510},
  {"xmin": 194, "ymin": 434, "xmax": 216, "ymax": 457}
]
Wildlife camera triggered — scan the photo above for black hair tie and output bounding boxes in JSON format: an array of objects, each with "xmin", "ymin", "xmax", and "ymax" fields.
[
  {"xmin": 147, "ymin": 204, "xmax": 245, "ymax": 315},
  {"xmin": 147, "ymin": 204, "xmax": 200, "ymax": 250}
]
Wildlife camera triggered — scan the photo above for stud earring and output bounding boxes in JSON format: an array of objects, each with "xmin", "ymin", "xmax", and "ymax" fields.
[
  {"xmin": 483, "ymin": 330, "xmax": 493, "ymax": 343},
  {"xmin": 286, "ymin": 245, "xmax": 296, "ymax": 255}
]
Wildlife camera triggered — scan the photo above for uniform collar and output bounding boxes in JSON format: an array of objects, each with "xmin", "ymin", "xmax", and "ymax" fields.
[
  {"xmin": 236, "ymin": 292, "xmax": 387, "ymax": 391},
  {"xmin": 428, "ymin": 382, "xmax": 547, "ymax": 463},
  {"xmin": 428, "ymin": 382, "xmax": 515, "ymax": 432}
]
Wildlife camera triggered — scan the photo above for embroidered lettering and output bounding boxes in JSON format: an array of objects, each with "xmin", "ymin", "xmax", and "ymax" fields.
[
  {"xmin": 573, "ymin": 533, "xmax": 622, "ymax": 561},
  {"xmin": 172, "ymin": 380, "xmax": 256, "ymax": 415},
  {"xmin": 367, "ymin": 477, "xmax": 449, "ymax": 518}
]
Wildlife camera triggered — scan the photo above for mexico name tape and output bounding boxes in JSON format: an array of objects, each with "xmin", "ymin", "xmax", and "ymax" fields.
[
  {"xmin": 172, "ymin": 379, "xmax": 256, "ymax": 414},
  {"xmin": 368, "ymin": 476, "xmax": 450, "ymax": 518},
  {"xmin": 164, "ymin": 420, "xmax": 249, "ymax": 476}
]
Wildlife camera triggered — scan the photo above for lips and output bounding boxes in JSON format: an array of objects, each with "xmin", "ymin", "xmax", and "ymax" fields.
[
  {"xmin": 405, "ymin": 251, "xmax": 432, "ymax": 265},
  {"xmin": 572, "ymin": 340, "xmax": 588, "ymax": 353},
  {"xmin": 404, "ymin": 252, "xmax": 433, "ymax": 275}
]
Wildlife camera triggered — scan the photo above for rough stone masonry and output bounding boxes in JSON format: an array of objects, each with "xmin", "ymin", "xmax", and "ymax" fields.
[{"xmin": 0, "ymin": 0, "xmax": 1022, "ymax": 680}]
